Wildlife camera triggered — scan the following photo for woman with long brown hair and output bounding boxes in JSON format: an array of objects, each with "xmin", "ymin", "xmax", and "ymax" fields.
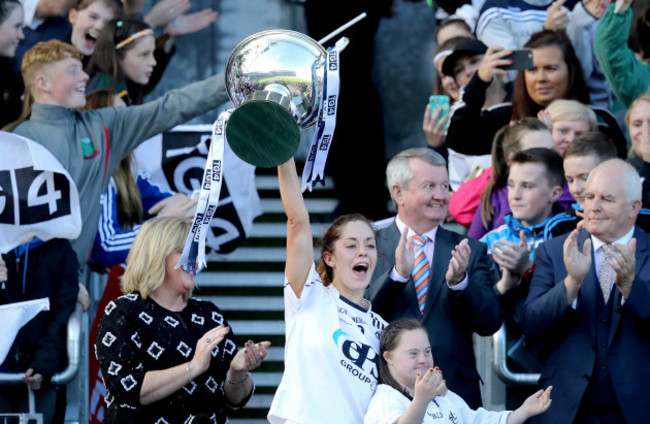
[
  {"xmin": 268, "ymin": 158, "xmax": 388, "ymax": 423},
  {"xmin": 445, "ymin": 30, "xmax": 591, "ymax": 158}
]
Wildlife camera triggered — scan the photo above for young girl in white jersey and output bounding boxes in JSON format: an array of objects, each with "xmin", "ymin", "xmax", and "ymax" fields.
[
  {"xmin": 365, "ymin": 319, "xmax": 553, "ymax": 424},
  {"xmin": 268, "ymin": 159, "xmax": 388, "ymax": 424}
]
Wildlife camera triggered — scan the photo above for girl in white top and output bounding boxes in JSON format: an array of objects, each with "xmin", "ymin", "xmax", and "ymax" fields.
[
  {"xmin": 365, "ymin": 319, "xmax": 553, "ymax": 424},
  {"xmin": 268, "ymin": 159, "xmax": 388, "ymax": 424}
]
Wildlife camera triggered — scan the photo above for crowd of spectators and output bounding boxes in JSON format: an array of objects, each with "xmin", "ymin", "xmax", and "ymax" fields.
[{"xmin": 1, "ymin": 0, "xmax": 649, "ymax": 422}]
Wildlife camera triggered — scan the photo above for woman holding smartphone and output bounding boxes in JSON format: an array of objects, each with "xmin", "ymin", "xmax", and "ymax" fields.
[{"xmin": 445, "ymin": 30, "xmax": 593, "ymax": 158}]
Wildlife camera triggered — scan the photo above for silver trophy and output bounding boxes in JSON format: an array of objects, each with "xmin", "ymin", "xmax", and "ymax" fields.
[
  {"xmin": 225, "ymin": 29, "xmax": 328, "ymax": 168},
  {"xmin": 224, "ymin": 11, "xmax": 366, "ymax": 169}
]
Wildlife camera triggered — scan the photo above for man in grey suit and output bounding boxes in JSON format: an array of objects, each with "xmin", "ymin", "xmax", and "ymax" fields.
[{"xmin": 366, "ymin": 148, "xmax": 502, "ymax": 408}]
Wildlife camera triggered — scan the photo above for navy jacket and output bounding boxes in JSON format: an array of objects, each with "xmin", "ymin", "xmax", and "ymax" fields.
[
  {"xmin": 367, "ymin": 221, "xmax": 502, "ymax": 409},
  {"xmin": 522, "ymin": 228, "xmax": 650, "ymax": 423}
]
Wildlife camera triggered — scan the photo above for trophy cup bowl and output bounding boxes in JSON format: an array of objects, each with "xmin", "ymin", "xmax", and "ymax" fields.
[{"xmin": 225, "ymin": 30, "xmax": 327, "ymax": 168}]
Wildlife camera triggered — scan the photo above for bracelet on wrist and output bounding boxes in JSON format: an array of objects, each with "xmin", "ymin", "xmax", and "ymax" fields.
[
  {"xmin": 227, "ymin": 371, "xmax": 250, "ymax": 385},
  {"xmin": 186, "ymin": 362, "xmax": 193, "ymax": 384}
]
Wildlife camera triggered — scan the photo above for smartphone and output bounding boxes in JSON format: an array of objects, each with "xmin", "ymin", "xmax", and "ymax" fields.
[
  {"xmin": 429, "ymin": 95, "xmax": 450, "ymax": 127},
  {"xmin": 499, "ymin": 49, "xmax": 534, "ymax": 71}
]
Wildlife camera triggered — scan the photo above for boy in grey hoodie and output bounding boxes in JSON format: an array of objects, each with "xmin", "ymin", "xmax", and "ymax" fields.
[{"xmin": 12, "ymin": 40, "xmax": 228, "ymax": 268}]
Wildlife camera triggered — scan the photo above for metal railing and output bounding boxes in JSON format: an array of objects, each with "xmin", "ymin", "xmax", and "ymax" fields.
[
  {"xmin": 0, "ymin": 303, "xmax": 83, "ymax": 386},
  {"xmin": 491, "ymin": 323, "xmax": 540, "ymax": 386}
]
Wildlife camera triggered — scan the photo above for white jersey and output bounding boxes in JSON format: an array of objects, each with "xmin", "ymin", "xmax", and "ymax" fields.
[
  {"xmin": 268, "ymin": 264, "xmax": 387, "ymax": 424},
  {"xmin": 364, "ymin": 384, "xmax": 511, "ymax": 424}
]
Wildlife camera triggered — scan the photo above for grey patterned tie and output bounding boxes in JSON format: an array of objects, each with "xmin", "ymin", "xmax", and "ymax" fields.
[{"xmin": 597, "ymin": 244, "xmax": 614, "ymax": 303}]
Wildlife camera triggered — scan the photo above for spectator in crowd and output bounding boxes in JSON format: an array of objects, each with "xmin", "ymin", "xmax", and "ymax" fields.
[
  {"xmin": 449, "ymin": 123, "xmax": 514, "ymax": 229},
  {"xmin": 512, "ymin": 30, "xmax": 591, "ymax": 120},
  {"xmin": 0, "ymin": 240, "xmax": 77, "ymax": 423},
  {"xmin": 442, "ymin": 40, "xmax": 510, "ymax": 112},
  {"xmin": 482, "ymin": 148, "xmax": 576, "ymax": 407},
  {"xmin": 366, "ymin": 148, "xmax": 502, "ymax": 409},
  {"xmin": 67, "ymin": 0, "xmax": 122, "ymax": 57},
  {"xmin": 482, "ymin": 148, "xmax": 576, "ymax": 262},
  {"xmin": 562, "ymin": 131, "xmax": 618, "ymax": 214},
  {"xmin": 85, "ymin": 15, "xmax": 216, "ymax": 105},
  {"xmin": 364, "ymin": 319, "xmax": 553, "ymax": 424},
  {"xmin": 84, "ymin": 18, "xmax": 158, "ymax": 105},
  {"xmin": 268, "ymin": 158, "xmax": 387, "ymax": 423},
  {"xmin": 69, "ymin": 0, "xmax": 122, "ymax": 57},
  {"xmin": 429, "ymin": 36, "xmax": 473, "ymax": 110},
  {"xmin": 0, "ymin": 239, "xmax": 78, "ymax": 422},
  {"xmin": 426, "ymin": 24, "xmax": 476, "ymax": 142},
  {"xmin": 437, "ymin": 39, "xmax": 511, "ymax": 189},
  {"xmin": 423, "ymin": 36, "xmax": 474, "ymax": 162},
  {"xmin": 7, "ymin": 40, "xmax": 228, "ymax": 268},
  {"xmin": 539, "ymin": 99, "xmax": 597, "ymax": 155},
  {"xmin": 82, "ymin": 89, "xmax": 195, "ymax": 423},
  {"xmin": 565, "ymin": 0, "xmax": 615, "ymax": 109},
  {"xmin": 595, "ymin": 0, "xmax": 650, "ymax": 108},
  {"xmin": 478, "ymin": 0, "xmax": 613, "ymax": 107},
  {"xmin": 82, "ymin": 90, "xmax": 194, "ymax": 270},
  {"xmin": 435, "ymin": 17, "xmax": 473, "ymax": 46},
  {"xmin": 14, "ymin": 0, "xmax": 104, "ymax": 73},
  {"xmin": 14, "ymin": 0, "xmax": 208, "ymax": 67},
  {"xmin": 96, "ymin": 217, "xmax": 269, "ymax": 423},
  {"xmin": 625, "ymin": 93, "xmax": 650, "ymax": 184},
  {"xmin": 0, "ymin": 0, "xmax": 25, "ymax": 127},
  {"xmin": 476, "ymin": 0, "xmax": 574, "ymax": 51},
  {"xmin": 522, "ymin": 159, "xmax": 650, "ymax": 423},
  {"xmin": 467, "ymin": 118, "xmax": 575, "ymax": 239},
  {"xmin": 447, "ymin": 30, "xmax": 592, "ymax": 159},
  {"xmin": 562, "ymin": 129, "xmax": 650, "ymax": 229}
]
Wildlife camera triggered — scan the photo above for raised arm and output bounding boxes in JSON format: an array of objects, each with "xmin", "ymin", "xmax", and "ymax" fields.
[
  {"xmin": 594, "ymin": 2, "xmax": 650, "ymax": 108},
  {"xmin": 278, "ymin": 158, "xmax": 313, "ymax": 297}
]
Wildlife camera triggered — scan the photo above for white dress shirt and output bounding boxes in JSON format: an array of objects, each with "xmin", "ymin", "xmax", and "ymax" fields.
[{"xmin": 389, "ymin": 216, "xmax": 469, "ymax": 291}]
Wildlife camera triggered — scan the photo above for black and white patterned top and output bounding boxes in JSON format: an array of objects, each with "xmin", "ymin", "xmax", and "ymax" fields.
[{"xmin": 96, "ymin": 292, "xmax": 250, "ymax": 424}]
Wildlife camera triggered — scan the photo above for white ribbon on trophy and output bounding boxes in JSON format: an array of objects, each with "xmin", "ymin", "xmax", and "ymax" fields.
[
  {"xmin": 176, "ymin": 110, "xmax": 230, "ymax": 273},
  {"xmin": 301, "ymin": 38, "xmax": 343, "ymax": 192},
  {"xmin": 176, "ymin": 15, "xmax": 366, "ymax": 273}
]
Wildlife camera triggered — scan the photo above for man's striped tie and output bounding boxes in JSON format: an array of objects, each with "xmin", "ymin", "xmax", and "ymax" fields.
[{"xmin": 412, "ymin": 235, "xmax": 431, "ymax": 315}]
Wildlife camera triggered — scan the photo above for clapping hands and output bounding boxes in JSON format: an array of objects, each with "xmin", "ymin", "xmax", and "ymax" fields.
[
  {"xmin": 491, "ymin": 231, "xmax": 533, "ymax": 277},
  {"xmin": 413, "ymin": 367, "xmax": 448, "ymax": 403},
  {"xmin": 446, "ymin": 239, "xmax": 471, "ymax": 286},
  {"xmin": 604, "ymin": 239, "xmax": 637, "ymax": 299},
  {"xmin": 230, "ymin": 340, "xmax": 272, "ymax": 372}
]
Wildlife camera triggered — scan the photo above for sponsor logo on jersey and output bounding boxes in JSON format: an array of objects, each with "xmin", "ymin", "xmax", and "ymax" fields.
[{"xmin": 333, "ymin": 328, "xmax": 379, "ymax": 391}]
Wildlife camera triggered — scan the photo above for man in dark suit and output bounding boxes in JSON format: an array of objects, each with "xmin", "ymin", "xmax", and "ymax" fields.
[
  {"xmin": 366, "ymin": 148, "xmax": 502, "ymax": 409},
  {"xmin": 522, "ymin": 159, "xmax": 650, "ymax": 423}
]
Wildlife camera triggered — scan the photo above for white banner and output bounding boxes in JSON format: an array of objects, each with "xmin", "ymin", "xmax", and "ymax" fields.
[
  {"xmin": 0, "ymin": 298, "xmax": 50, "ymax": 363},
  {"xmin": 0, "ymin": 132, "xmax": 81, "ymax": 254},
  {"xmin": 133, "ymin": 125, "xmax": 262, "ymax": 257}
]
